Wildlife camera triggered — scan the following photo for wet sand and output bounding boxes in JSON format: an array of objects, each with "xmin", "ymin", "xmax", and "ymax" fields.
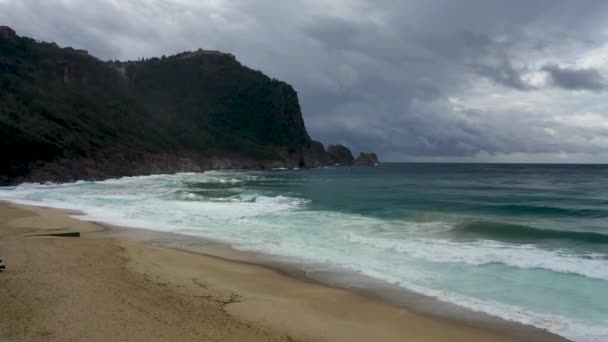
[{"xmin": 0, "ymin": 201, "xmax": 568, "ymax": 341}]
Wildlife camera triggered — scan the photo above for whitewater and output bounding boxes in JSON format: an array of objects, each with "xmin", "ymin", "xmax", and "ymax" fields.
[{"xmin": 1, "ymin": 164, "xmax": 607, "ymax": 342}]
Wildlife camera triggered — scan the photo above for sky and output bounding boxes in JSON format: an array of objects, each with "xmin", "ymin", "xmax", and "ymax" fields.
[{"xmin": 2, "ymin": 0, "xmax": 608, "ymax": 162}]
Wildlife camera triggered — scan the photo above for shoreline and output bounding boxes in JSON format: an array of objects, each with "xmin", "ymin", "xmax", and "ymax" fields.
[
  {"xmin": 0, "ymin": 200, "xmax": 569, "ymax": 341},
  {"xmin": 95, "ymin": 221, "xmax": 570, "ymax": 342}
]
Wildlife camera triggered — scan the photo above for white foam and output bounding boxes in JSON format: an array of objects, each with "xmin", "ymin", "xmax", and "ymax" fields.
[
  {"xmin": 349, "ymin": 268, "xmax": 608, "ymax": 342},
  {"xmin": 1, "ymin": 171, "xmax": 607, "ymax": 341},
  {"xmin": 347, "ymin": 234, "xmax": 608, "ymax": 281}
]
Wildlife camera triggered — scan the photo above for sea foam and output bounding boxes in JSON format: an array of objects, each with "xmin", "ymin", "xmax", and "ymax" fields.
[{"xmin": 1, "ymin": 170, "xmax": 607, "ymax": 341}]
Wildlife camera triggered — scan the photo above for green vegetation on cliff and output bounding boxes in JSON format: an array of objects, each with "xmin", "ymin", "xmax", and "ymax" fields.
[
  {"xmin": 122, "ymin": 51, "xmax": 309, "ymax": 156},
  {"xmin": 0, "ymin": 27, "xmax": 318, "ymax": 184}
]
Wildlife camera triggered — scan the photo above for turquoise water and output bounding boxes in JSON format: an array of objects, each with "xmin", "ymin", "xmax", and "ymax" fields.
[{"xmin": 1, "ymin": 163, "xmax": 607, "ymax": 341}]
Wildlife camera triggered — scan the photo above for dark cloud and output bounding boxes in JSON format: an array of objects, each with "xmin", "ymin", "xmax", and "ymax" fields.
[
  {"xmin": 473, "ymin": 57, "xmax": 532, "ymax": 91},
  {"xmin": 2, "ymin": 0, "xmax": 608, "ymax": 162},
  {"xmin": 542, "ymin": 64, "xmax": 607, "ymax": 91}
]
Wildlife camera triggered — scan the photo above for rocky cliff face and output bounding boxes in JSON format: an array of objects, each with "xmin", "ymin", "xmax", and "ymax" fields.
[
  {"xmin": 302, "ymin": 140, "xmax": 332, "ymax": 168},
  {"xmin": 0, "ymin": 27, "xmax": 377, "ymax": 184},
  {"xmin": 355, "ymin": 152, "xmax": 379, "ymax": 166},
  {"xmin": 326, "ymin": 144, "xmax": 355, "ymax": 166},
  {"xmin": 0, "ymin": 26, "xmax": 16, "ymax": 42}
]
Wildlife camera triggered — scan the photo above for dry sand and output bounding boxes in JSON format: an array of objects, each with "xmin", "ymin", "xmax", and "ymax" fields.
[{"xmin": 0, "ymin": 201, "xmax": 567, "ymax": 342}]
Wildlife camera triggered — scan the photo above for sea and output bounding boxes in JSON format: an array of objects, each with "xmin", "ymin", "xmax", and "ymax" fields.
[{"xmin": 1, "ymin": 163, "xmax": 606, "ymax": 341}]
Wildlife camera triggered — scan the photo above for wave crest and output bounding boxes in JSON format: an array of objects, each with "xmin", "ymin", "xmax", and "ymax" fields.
[{"xmin": 453, "ymin": 221, "xmax": 608, "ymax": 244}]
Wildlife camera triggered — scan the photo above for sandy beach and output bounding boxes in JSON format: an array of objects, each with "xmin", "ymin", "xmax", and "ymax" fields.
[{"xmin": 0, "ymin": 201, "xmax": 567, "ymax": 342}]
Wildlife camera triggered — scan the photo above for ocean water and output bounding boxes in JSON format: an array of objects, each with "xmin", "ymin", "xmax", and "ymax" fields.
[{"xmin": 1, "ymin": 163, "xmax": 607, "ymax": 341}]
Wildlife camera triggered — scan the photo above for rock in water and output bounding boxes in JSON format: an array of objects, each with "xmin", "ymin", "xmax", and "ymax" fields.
[
  {"xmin": 355, "ymin": 152, "xmax": 379, "ymax": 166},
  {"xmin": 326, "ymin": 145, "xmax": 355, "ymax": 166},
  {"xmin": 303, "ymin": 140, "xmax": 332, "ymax": 167}
]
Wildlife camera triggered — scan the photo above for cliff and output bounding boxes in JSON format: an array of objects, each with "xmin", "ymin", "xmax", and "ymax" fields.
[
  {"xmin": 0, "ymin": 26, "xmax": 16, "ymax": 42},
  {"xmin": 326, "ymin": 144, "xmax": 355, "ymax": 166},
  {"xmin": 0, "ymin": 27, "xmax": 379, "ymax": 185},
  {"xmin": 0, "ymin": 27, "xmax": 340, "ymax": 184},
  {"xmin": 355, "ymin": 152, "xmax": 379, "ymax": 166}
]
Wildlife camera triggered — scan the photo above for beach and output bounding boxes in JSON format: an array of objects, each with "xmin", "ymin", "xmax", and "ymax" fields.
[{"xmin": 0, "ymin": 201, "xmax": 567, "ymax": 342}]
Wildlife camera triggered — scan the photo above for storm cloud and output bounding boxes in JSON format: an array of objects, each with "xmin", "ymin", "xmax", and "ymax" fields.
[
  {"xmin": 541, "ymin": 64, "xmax": 607, "ymax": 91},
  {"xmin": 2, "ymin": 0, "xmax": 608, "ymax": 162}
]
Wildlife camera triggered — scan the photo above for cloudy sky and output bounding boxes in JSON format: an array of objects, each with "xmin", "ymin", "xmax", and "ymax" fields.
[{"xmin": 2, "ymin": 0, "xmax": 608, "ymax": 162}]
